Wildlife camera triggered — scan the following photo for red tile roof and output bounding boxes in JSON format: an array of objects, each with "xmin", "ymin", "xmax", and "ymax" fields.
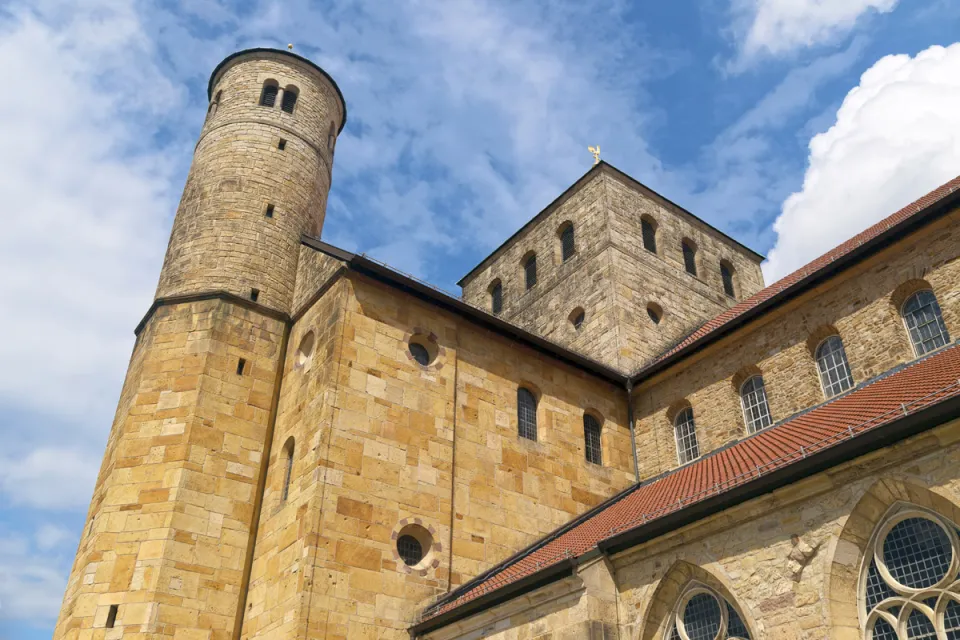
[
  {"xmin": 421, "ymin": 342, "xmax": 960, "ymax": 623},
  {"xmin": 634, "ymin": 175, "xmax": 960, "ymax": 378}
]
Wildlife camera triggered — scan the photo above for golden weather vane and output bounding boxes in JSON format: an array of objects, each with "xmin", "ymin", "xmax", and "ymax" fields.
[{"xmin": 588, "ymin": 145, "xmax": 601, "ymax": 165}]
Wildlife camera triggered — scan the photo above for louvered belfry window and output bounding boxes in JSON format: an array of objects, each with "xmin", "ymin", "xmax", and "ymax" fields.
[
  {"xmin": 260, "ymin": 82, "xmax": 278, "ymax": 107},
  {"xmin": 583, "ymin": 414, "xmax": 602, "ymax": 465},
  {"xmin": 561, "ymin": 225, "xmax": 575, "ymax": 261},
  {"xmin": 281, "ymin": 88, "xmax": 298, "ymax": 114},
  {"xmin": 517, "ymin": 388, "xmax": 537, "ymax": 441}
]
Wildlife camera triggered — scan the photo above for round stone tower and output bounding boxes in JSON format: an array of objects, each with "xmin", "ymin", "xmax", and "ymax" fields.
[{"xmin": 155, "ymin": 48, "xmax": 346, "ymax": 313}]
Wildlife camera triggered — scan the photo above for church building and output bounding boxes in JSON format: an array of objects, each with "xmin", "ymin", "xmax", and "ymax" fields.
[{"xmin": 54, "ymin": 47, "xmax": 960, "ymax": 640}]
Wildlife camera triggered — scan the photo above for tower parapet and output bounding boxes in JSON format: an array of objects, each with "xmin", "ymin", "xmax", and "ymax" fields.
[{"xmin": 156, "ymin": 48, "xmax": 346, "ymax": 313}]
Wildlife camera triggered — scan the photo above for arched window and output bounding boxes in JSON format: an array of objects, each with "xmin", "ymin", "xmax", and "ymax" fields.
[
  {"xmin": 583, "ymin": 414, "xmax": 602, "ymax": 465},
  {"xmin": 682, "ymin": 240, "xmax": 697, "ymax": 276},
  {"xmin": 490, "ymin": 281, "xmax": 503, "ymax": 315},
  {"xmin": 720, "ymin": 261, "xmax": 736, "ymax": 297},
  {"xmin": 259, "ymin": 81, "xmax": 279, "ymax": 107},
  {"xmin": 815, "ymin": 336, "xmax": 854, "ymax": 398},
  {"xmin": 524, "ymin": 254, "xmax": 537, "ymax": 290},
  {"xmin": 740, "ymin": 376, "xmax": 772, "ymax": 434},
  {"xmin": 327, "ymin": 122, "xmax": 336, "ymax": 151},
  {"xmin": 641, "ymin": 216, "xmax": 657, "ymax": 254},
  {"xmin": 902, "ymin": 290, "xmax": 950, "ymax": 356},
  {"xmin": 517, "ymin": 388, "xmax": 537, "ymax": 441},
  {"xmin": 281, "ymin": 437, "xmax": 295, "ymax": 501},
  {"xmin": 666, "ymin": 583, "xmax": 752, "ymax": 639},
  {"xmin": 560, "ymin": 224, "xmax": 575, "ymax": 262},
  {"xmin": 674, "ymin": 407, "xmax": 700, "ymax": 464},
  {"xmin": 860, "ymin": 506, "xmax": 960, "ymax": 639},
  {"xmin": 280, "ymin": 86, "xmax": 298, "ymax": 113},
  {"xmin": 570, "ymin": 307, "xmax": 585, "ymax": 331},
  {"xmin": 207, "ymin": 90, "xmax": 222, "ymax": 118}
]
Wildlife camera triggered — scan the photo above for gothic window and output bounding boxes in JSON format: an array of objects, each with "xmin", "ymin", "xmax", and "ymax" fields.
[
  {"xmin": 560, "ymin": 224, "xmax": 576, "ymax": 262},
  {"xmin": 524, "ymin": 254, "xmax": 537, "ymax": 290},
  {"xmin": 281, "ymin": 437, "xmax": 295, "ymax": 502},
  {"xmin": 281, "ymin": 86, "xmax": 298, "ymax": 113},
  {"xmin": 721, "ymin": 261, "xmax": 736, "ymax": 297},
  {"xmin": 584, "ymin": 414, "xmax": 602, "ymax": 465},
  {"xmin": 740, "ymin": 376, "xmax": 772, "ymax": 434},
  {"xmin": 674, "ymin": 407, "xmax": 700, "ymax": 464},
  {"xmin": 860, "ymin": 506, "xmax": 960, "ymax": 640},
  {"xmin": 490, "ymin": 281, "xmax": 503, "ymax": 315},
  {"xmin": 641, "ymin": 216, "xmax": 657, "ymax": 253},
  {"xmin": 666, "ymin": 583, "xmax": 751, "ymax": 640},
  {"xmin": 816, "ymin": 336, "xmax": 854, "ymax": 398},
  {"xmin": 517, "ymin": 388, "xmax": 538, "ymax": 441},
  {"xmin": 259, "ymin": 81, "xmax": 279, "ymax": 107},
  {"xmin": 682, "ymin": 240, "xmax": 698, "ymax": 276},
  {"xmin": 902, "ymin": 290, "xmax": 950, "ymax": 356}
]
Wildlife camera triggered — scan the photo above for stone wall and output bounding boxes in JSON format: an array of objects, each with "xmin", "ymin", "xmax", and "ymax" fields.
[
  {"xmin": 632, "ymin": 207, "xmax": 960, "ymax": 480},
  {"xmin": 54, "ymin": 299, "xmax": 286, "ymax": 639}
]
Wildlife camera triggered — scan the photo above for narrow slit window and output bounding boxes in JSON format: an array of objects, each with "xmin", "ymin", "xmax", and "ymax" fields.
[
  {"xmin": 327, "ymin": 122, "xmax": 336, "ymax": 151},
  {"xmin": 281, "ymin": 437, "xmax": 295, "ymax": 501},
  {"xmin": 250, "ymin": 288, "xmax": 260, "ymax": 302},
  {"xmin": 721, "ymin": 262, "xmax": 736, "ymax": 297},
  {"xmin": 641, "ymin": 218, "xmax": 657, "ymax": 253},
  {"xmin": 517, "ymin": 388, "xmax": 538, "ymax": 441},
  {"xmin": 524, "ymin": 254, "xmax": 537, "ymax": 290},
  {"xmin": 281, "ymin": 88, "xmax": 298, "ymax": 114},
  {"xmin": 682, "ymin": 240, "xmax": 697, "ymax": 276},
  {"xmin": 491, "ymin": 282, "xmax": 503, "ymax": 315},
  {"xmin": 583, "ymin": 414, "xmax": 602, "ymax": 465},
  {"xmin": 237, "ymin": 358, "xmax": 246, "ymax": 376},
  {"xmin": 560, "ymin": 225, "xmax": 575, "ymax": 261},
  {"xmin": 105, "ymin": 605, "xmax": 118, "ymax": 629},
  {"xmin": 277, "ymin": 139, "xmax": 287, "ymax": 151},
  {"xmin": 674, "ymin": 407, "xmax": 700, "ymax": 464},
  {"xmin": 264, "ymin": 204, "xmax": 274, "ymax": 218},
  {"xmin": 259, "ymin": 82, "xmax": 278, "ymax": 107}
]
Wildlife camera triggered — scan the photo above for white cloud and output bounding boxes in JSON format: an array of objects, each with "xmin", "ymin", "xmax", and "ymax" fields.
[
  {"xmin": 36, "ymin": 525, "xmax": 73, "ymax": 551},
  {"xmin": 733, "ymin": 0, "xmax": 897, "ymax": 62},
  {"xmin": 763, "ymin": 43, "xmax": 960, "ymax": 281},
  {"xmin": 0, "ymin": 449, "xmax": 100, "ymax": 511},
  {"xmin": 0, "ymin": 532, "xmax": 73, "ymax": 623}
]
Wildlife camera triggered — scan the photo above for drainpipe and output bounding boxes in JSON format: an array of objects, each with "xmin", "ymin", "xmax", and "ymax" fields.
[{"xmin": 626, "ymin": 381, "xmax": 639, "ymax": 482}]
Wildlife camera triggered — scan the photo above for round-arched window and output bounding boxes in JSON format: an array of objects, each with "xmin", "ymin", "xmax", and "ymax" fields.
[{"xmin": 397, "ymin": 534, "xmax": 424, "ymax": 566}]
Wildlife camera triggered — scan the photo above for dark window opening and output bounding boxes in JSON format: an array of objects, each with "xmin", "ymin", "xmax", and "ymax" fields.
[
  {"xmin": 641, "ymin": 218, "xmax": 657, "ymax": 253},
  {"xmin": 277, "ymin": 139, "xmax": 287, "ymax": 151},
  {"xmin": 721, "ymin": 263, "xmax": 735, "ymax": 297},
  {"xmin": 682, "ymin": 241, "xmax": 697, "ymax": 276},
  {"xmin": 572, "ymin": 310, "xmax": 585, "ymax": 331},
  {"xmin": 561, "ymin": 225, "xmax": 575, "ymax": 261},
  {"xmin": 524, "ymin": 255, "xmax": 537, "ymax": 290},
  {"xmin": 327, "ymin": 122, "xmax": 336, "ymax": 151},
  {"xmin": 105, "ymin": 605, "xmax": 118, "ymax": 629},
  {"xmin": 517, "ymin": 388, "xmax": 538, "ymax": 441},
  {"xmin": 237, "ymin": 358, "xmax": 246, "ymax": 376},
  {"xmin": 410, "ymin": 342, "xmax": 430, "ymax": 366},
  {"xmin": 584, "ymin": 414, "xmax": 602, "ymax": 465},
  {"xmin": 259, "ymin": 83, "xmax": 278, "ymax": 107},
  {"xmin": 397, "ymin": 534, "xmax": 423, "ymax": 566},
  {"xmin": 491, "ymin": 283, "xmax": 503, "ymax": 315},
  {"xmin": 264, "ymin": 204, "xmax": 275, "ymax": 218},
  {"xmin": 647, "ymin": 304, "xmax": 662, "ymax": 325},
  {"xmin": 281, "ymin": 89, "xmax": 298, "ymax": 114},
  {"xmin": 250, "ymin": 288, "xmax": 260, "ymax": 302},
  {"xmin": 281, "ymin": 438, "xmax": 294, "ymax": 502}
]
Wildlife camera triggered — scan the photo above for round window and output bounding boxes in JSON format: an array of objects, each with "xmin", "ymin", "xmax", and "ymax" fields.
[
  {"xmin": 395, "ymin": 523, "xmax": 434, "ymax": 570},
  {"xmin": 296, "ymin": 330, "xmax": 315, "ymax": 367},
  {"xmin": 881, "ymin": 517, "xmax": 952, "ymax": 589},
  {"xmin": 397, "ymin": 535, "xmax": 424, "ymax": 566},
  {"xmin": 682, "ymin": 592, "xmax": 722, "ymax": 640},
  {"xmin": 408, "ymin": 335, "xmax": 438, "ymax": 367},
  {"xmin": 409, "ymin": 342, "xmax": 430, "ymax": 366}
]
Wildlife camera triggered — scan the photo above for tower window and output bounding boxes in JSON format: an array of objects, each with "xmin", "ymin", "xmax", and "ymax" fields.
[
  {"xmin": 259, "ymin": 81, "xmax": 279, "ymax": 107},
  {"xmin": 740, "ymin": 375, "xmax": 772, "ymax": 434},
  {"xmin": 277, "ymin": 139, "xmax": 287, "ymax": 151},
  {"xmin": 647, "ymin": 302, "xmax": 663, "ymax": 325},
  {"xmin": 902, "ymin": 289, "xmax": 950, "ymax": 356},
  {"xmin": 250, "ymin": 288, "xmax": 260, "ymax": 302},
  {"xmin": 327, "ymin": 122, "xmax": 336, "ymax": 151},
  {"xmin": 720, "ymin": 261, "xmax": 736, "ymax": 297},
  {"xmin": 570, "ymin": 308, "xmax": 585, "ymax": 331},
  {"xmin": 682, "ymin": 240, "xmax": 697, "ymax": 276},
  {"xmin": 815, "ymin": 336, "xmax": 854, "ymax": 398},
  {"xmin": 583, "ymin": 414, "xmax": 602, "ymax": 465},
  {"xmin": 206, "ymin": 90, "xmax": 222, "ymax": 119},
  {"xmin": 281, "ymin": 437, "xmax": 295, "ymax": 502},
  {"xmin": 560, "ymin": 224, "xmax": 575, "ymax": 262},
  {"xmin": 490, "ymin": 281, "xmax": 503, "ymax": 315},
  {"xmin": 524, "ymin": 254, "xmax": 537, "ymax": 290},
  {"xmin": 105, "ymin": 604, "xmax": 118, "ymax": 629},
  {"xmin": 264, "ymin": 204, "xmax": 274, "ymax": 218},
  {"xmin": 641, "ymin": 216, "xmax": 657, "ymax": 254},
  {"xmin": 674, "ymin": 407, "xmax": 700, "ymax": 464},
  {"xmin": 281, "ymin": 87, "xmax": 298, "ymax": 114},
  {"xmin": 517, "ymin": 388, "xmax": 538, "ymax": 441},
  {"xmin": 237, "ymin": 358, "xmax": 247, "ymax": 375}
]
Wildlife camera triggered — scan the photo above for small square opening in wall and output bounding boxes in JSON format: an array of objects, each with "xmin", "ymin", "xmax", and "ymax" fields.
[
  {"xmin": 277, "ymin": 138, "xmax": 287, "ymax": 151},
  {"xmin": 105, "ymin": 604, "xmax": 118, "ymax": 628},
  {"xmin": 237, "ymin": 358, "xmax": 247, "ymax": 376},
  {"xmin": 250, "ymin": 288, "xmax": 260, "ymax": 302},
  {"xmin": 264, "ymin": 204, "xmax": 274, "ymax": 218}
]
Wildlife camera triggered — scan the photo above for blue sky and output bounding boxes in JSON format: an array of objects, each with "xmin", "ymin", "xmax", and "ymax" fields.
[{"xmin": 1, "ymin": 0, "xmax": 960, "ymax": 637}]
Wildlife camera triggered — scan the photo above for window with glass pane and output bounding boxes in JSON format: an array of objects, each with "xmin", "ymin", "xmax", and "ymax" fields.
[
  {"xmin": 491, "ymin": 282, "xmax": 503, "ymax": 315},
  {"xmin": 682, "ymin": 241, "xmax": 697, "ymax": 276},
  {"xmin": 517, "ymin": 388, "xmax": 537, "ymax": 441},
  {"xmin": 816, "ymin": 336, "xmax": 854, "ymax": 398},
  {"xmin": 721, "ymin": 263, "xmax": 735, "ymax": 297},
  {"xmin": 642, "ymin": 218, "xmax": 657, "ymax": 253},
  {"xmin": 524, "ymin": 255, "xmax": 537, "ymax": 289},
  {"xmin": 561, "ymin": 225, "xmax": 575, "ymax": 261},
  {"xmin": 583, "ymin": 414, "xmax": 602, "ymax": 465},
  {"xmin": 740, "ymin": 376, "xmax": 772, "ymax": 434},
  {"xmin": 902, "ymin": 290, "xmax": 951, "ymax": 356},
  {"xmin": 674, "ymin": 407, "xmax": 700, "ymax": 464},
  {"xmin": 666, "ymin": 585, "xmax": 752, "ymax": 640}
]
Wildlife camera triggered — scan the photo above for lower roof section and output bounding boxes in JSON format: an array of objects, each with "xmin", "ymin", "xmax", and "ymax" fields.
[{"xmin": 414, "ymin": 340, "xmax": 960, "ymax": 634}]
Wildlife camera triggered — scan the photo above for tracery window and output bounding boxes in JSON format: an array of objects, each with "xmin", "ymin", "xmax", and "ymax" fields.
[
  {"xmin": 674, "ymin": 407, "xmax": 700, "ymax": 464},
  {"xmin": 860, "ymin": 506, "xmax": 960, "ymax": 639},
  {"xmin": 517, "ymin": 388, "xmax": 537, "ymax": 441},
  {"xmin": 666, "ymin": 583, "xmax": 752, "ymax": 640},
  {"xmin": 816, "ymin": 336, "xmax": 855, "ymax": 398},
  {"xmin": 740, "ymin": 376, "xmax": 772, "ymax": 434},
  {"xmin": 902, "ymin": 290, "xmax": 951, "ymax": 357},
  {"xmin": 560, "ymin": 224, "xmax": 575, "ymax": 261}
]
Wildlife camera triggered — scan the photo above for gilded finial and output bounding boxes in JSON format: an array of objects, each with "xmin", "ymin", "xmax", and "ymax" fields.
[
  {"xmin": 288, "ymin": 43, "xmax": 294, "ymax": 51},
  {"xmin": 588, "ymin": 145, "xmax": 601, "ymax": 165}
]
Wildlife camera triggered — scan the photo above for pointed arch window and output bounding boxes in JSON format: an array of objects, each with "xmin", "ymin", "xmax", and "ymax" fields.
[
  {"xmin": 641, "ymin": 217, "xmax": 657, "ymax": 254},
  {"xmin": 281, "ymin": 437, "xmax": 295, "ymax": 502},
  {"xmin": 517, "ymin": 388, "xmax": 537, "ymax": 441},
  {"xmin": 667, "ymin": 583, "xmax": 752, "ymax": 639},
  {"xmin": 740, "ymin": 376, "xmax": 772, "ymax": 434},
  {"xmin": 682, "ymin": 240, "xmax": 697, "ymax": 276},
  {"xmin": 860, "ymin": 506, "xmax": 960, "ymax": 639},
  {"xmin": 816, "ymin": 336, "xmax": 854, "ymax": 398},
  {"xmin": 674, "ymin": 407, "xmax": 700, "ymax": 464},
  {"xmin": 560, "ymin": 224, "xmax": 575, "ymax": 262},
  {"xmin": 524, "ymin": 254, "xmax": 537, "ymax": 290},
  {"xmin": 902, "ymin": 290, "xmax": 950, "ymax": 356},
  {"xmin": 583, "ymin": 414, "xmax": 602, "ymax": 465},
  {"xmin": 259, "ymin": 81, "xmax": 279, "ymax": 107}
]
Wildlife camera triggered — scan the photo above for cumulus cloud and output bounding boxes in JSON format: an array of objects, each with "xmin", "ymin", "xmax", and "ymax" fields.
[
  {"xmin": 733, "ymin": 0, "xmax": 898, "ymax": 62},
  {"xmin": 763, "ymin": 43, "xmax": 960, "ymax": 281},
  {"xmin": 0, "ymin": 448, "xmax": 100, "ymax": 511},
  {"xmin": 0, "ymin": 532, "xmax": 73, "ymax": 624}
]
